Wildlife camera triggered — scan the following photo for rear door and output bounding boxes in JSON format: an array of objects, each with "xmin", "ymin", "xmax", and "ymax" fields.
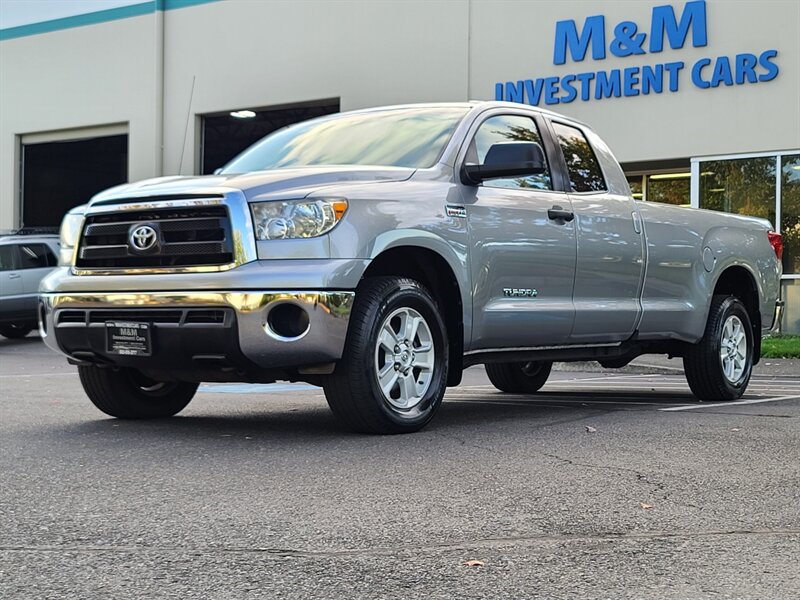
[
  {"xmin": 0, "ymin": 244, "xmax": 25, "ymax": 317},
  {"xmin": 18, "ymin": 242, "xmax": 58, "ymax": 304},
  {"xmin": 459, "ymin": 111, "xmax": 577, "ymax": 350},
  {"xmin": 548, "ymin": 121, "xmax": 645, "ymax": 343}
]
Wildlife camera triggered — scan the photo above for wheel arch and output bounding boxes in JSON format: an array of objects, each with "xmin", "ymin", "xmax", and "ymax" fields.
[
  {"xmin": 361, "ymin": 244, "xmax": 465, "ymax": 386},
  {"xmin": 711, "ymin": 264, "xmax": 762, "ymax": 363}
]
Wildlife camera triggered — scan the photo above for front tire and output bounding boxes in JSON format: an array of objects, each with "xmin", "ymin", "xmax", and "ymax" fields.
[
  {"xmin": 683, "ymin": 295, "xmax": 754, "ymax": 401},
  {"xmin": 323, "ymin": 277, "xmax": 448, "ymax": 434},
  {"xmin": 485, "ymin": 361, "xmax": 553, "ymax": 394},
  {"xmin": 78, "ymin": 366, "xmax": 198, "ymax": 419}
]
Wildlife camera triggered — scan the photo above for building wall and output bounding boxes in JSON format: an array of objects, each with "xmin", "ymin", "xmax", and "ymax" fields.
[
  {"xmin": 160, "ymin": 0, "xmax": 470, "ymax": 176},
  {"xmin": 0, "ymin": 12, "xmax": 161, "ymax": 226},
  {"xmin": 2, "ymin": 0, "xmax": 798, "ymax": 219},
  {"xmin": 469, "ymin": 0, "xmax": 800, "ymax": 163}
]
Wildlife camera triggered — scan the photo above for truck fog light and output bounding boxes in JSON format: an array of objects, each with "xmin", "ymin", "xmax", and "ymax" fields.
[{"xmin": 266, "ymin": 303, "xmax": 310, "ymax": 340}]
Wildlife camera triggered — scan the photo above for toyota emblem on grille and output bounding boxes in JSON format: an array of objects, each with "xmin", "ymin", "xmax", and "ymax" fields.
[{"xmin": 129, "ymin": 224, "xmax": 158, "ymax": 252}]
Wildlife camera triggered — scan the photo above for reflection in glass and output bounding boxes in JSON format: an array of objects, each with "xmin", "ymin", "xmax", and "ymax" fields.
[
  {"xmin": 648, "ymin": 175, "xmax": 690, "ymax": 206},
  {"xmin": 627, "ymin": 175, "xmax": 643, "ymax": 200},
  {"xmin": 781, "ymin": 154, "xmax": 800, "ymax": 274},
  {"xmin": 699, "ymin": 157, "xmax": 776, "ymax": 227},
  {"xmin": 552, "ymin": 122, "xmax": 606, "ymax": 193},
  {"xmin": 467, "ymin": 115, "xmax": 552, "ymax": 191},
  {"xmin": 221, "ymin": 107, "xmax": 468, "ymax": 172}
]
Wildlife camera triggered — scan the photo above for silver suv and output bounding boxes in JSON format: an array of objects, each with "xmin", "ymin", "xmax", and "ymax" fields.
[{"xmin": 0, "ymin": 232, "xmax": 59, "ymax": 339}]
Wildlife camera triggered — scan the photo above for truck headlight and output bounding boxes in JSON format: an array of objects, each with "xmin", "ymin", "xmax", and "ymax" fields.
[
  {"xmin": 251, "ymin": 199, "xmax": 348, "ymax": 240},
  {"xmin": 58, "ymin": 205, "xmax": 87, "ymax": 266}
]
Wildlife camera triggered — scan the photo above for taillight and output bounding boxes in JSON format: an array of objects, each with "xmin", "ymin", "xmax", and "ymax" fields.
[{"xmin": 768, "ymin": 231, "xmax": 783, "ymax": 260}]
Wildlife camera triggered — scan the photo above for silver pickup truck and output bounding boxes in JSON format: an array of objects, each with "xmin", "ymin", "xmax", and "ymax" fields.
[{"xmin": 40, "ymin": 102, "xmax": 783, "ymax": 433}]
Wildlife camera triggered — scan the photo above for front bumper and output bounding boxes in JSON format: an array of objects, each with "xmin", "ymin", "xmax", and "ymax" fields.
[{"xmin": 39, "ymin": 291, "xmax": 354, "ymax": 373}]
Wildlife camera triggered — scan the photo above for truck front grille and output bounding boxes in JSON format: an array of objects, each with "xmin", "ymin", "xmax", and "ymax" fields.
[{"xmin": 75, "ymin": 206, "xmax": 234, "ymax": 269}]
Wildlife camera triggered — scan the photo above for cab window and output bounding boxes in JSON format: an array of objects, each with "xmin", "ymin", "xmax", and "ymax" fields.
[
  {"xmin": 552, "ymin": 122, "xmax": 606, "ymax": 193},
  {"xmin": 17, "ymin": 244, "xmax": 57, "ymax": 269},
  {"xmin": 0, "ymin": 246, "xmax": 18, "ymax": 271},
  {"xmin": 466, "ymin": 115, "xmax": 552, "ymax": 191}
]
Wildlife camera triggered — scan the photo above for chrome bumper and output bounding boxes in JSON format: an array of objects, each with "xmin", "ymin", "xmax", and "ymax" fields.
[{"xmin": 39, "ymin": 291, "xmax": 354, "ymax": 370}]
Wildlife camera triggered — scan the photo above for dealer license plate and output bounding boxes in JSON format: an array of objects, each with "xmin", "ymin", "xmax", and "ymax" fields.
[{"xmin": 105, "ymin": 321, "xmax": 152, "ymax": 356}]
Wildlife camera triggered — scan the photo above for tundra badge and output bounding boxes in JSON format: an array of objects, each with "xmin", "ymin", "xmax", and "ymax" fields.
[{"xmin": 503, "ymin": 288, "xmax": 538, "ymax": 298}]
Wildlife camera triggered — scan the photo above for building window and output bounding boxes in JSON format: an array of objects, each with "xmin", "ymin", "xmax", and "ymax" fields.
[
  {"xmin": 646, "ymin": 173, "xmax": 691, "ymax": 206},
  {"xmin": 624, "ymin": 172, "xmax": 690, "ymax": 205},
  {"xmin": 626, "ymin": 175, "xmax": 643, "ymax": 200},
  {"xmin": 692, "ymin": 150, "xmax": 800, "ymax": 277},
  {"xmin": 781, "ymin": 154, "xmax": 800, "ymax": 275},
  {"xmin": 698, "ymin": 157, "xmax": 776, "ymax": 226}
]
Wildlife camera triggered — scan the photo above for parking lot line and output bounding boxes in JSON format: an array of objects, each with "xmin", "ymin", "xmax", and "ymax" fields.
[
  {"xmin": 660, "ymin": 394, "xmax": 800, "ymax": 411},
  {"xmin": 0, "ymin": 372, "xmax": 77, "ymax": 378}
]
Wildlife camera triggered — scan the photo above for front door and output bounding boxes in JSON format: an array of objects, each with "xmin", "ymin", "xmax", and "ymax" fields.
[{"xmin": 460, "ymin": 113, "xmax": 577, "ymax": 351}]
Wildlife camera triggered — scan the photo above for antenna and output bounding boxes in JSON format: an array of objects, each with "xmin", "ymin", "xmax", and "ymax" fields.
[{"xmin": 178, "ymin": 75, "xmax": 196, "ymax": 175}]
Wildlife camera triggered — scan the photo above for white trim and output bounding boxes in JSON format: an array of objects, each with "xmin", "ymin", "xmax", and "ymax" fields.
[
  {"xmin": 690, "ymin": 160, "xmax": 700, "ymax": 208},
  {"xmin": 781, "ymin": 275, "xmax": 800, "ymax": 281},
  {"xmin": 775, "ymin": 155, "xmax": 782, "ymax": 234},
  {"xmin": 20, "ymin": 123, "xmax": 129, "ymax": 145},
  {"xmin": 691, "ymin": 149, "xmax": 800, "ymax": 163},
  {"xmin": 641, "ymin": 173, "xmax": 647, "ymax": 202}
]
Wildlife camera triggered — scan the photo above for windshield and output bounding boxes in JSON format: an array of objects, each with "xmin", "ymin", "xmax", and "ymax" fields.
[{"xmin": 220, "ymin": 107, "xmax": 468, "ymax": 173}]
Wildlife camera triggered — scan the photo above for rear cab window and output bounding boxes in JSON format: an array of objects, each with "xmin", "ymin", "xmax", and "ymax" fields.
[{"xmin": 551, "ymin": 122, "xmax": 607, "ymax": 193}]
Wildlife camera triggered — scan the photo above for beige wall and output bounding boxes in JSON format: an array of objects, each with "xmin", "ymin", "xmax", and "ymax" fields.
[
  {"xmin": 1, "ymin": 0, "xmax": 798, "ymax": 228},
  {"xmin": 0, "ymin": 13, "xmax": 162, "ymax": 227},
  {"xmin": 160, "ymin": 0, "xmax": 470, "ymax": 176}
]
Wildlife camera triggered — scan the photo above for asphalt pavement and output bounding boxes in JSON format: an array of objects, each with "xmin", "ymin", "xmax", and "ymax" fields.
[{"xmin": 1, "ymin": 335, "xmax": 798, "ymax": 599}]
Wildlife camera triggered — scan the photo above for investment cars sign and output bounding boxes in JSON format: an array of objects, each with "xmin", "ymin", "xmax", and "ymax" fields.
[{"xmin": 495, "ymin": 0, "xmax": 780, "ymax": 106}]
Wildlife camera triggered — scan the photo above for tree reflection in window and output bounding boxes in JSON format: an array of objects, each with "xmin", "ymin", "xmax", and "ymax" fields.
[
  {"xmin": 699, "ymin": 157, "xmax": 775, "ymax": 222},
  {"xmin": 468, "ymin": 115, "xmax": 552, "ymax": 191},
  {"xmin": 552, "ymin": 123, "xmax": 607, "ymax": 193},
  {"xmin": 781, "ymin": 154, "xmax": 800, "ymax": 274}
]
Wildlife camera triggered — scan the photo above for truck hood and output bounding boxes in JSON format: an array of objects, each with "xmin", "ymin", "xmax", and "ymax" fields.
[{"xmin": 89, "ymin": 166, "xmax": 415, "ymax": 205}]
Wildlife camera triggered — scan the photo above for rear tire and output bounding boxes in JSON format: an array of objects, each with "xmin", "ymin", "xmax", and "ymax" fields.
[
  {"xmin": 78, "ymin": 366, "xmax": 198, "ymax": 419},
  {"xmin": 683, "ymin": 295, "xmax": 754, "ymax": 401},
  {"xmin": 323, "ymin": 277, "xmax": 448, "ymax": 434},
  {"xmin": 485, "ymin": 361, "xmax": 553, "ymax": 394},
  {"xmin": 0, "ymin": 323, "xmax": 33, "ymax": 339}
]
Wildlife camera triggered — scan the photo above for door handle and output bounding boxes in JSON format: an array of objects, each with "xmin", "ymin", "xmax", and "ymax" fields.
[
  {"xmin": 547, "ymin": 206, "xmax": 574, "ymax": 222},
  {"xmin": 8, "ymin": 273, "xmax": 21, "ymax": 279}
]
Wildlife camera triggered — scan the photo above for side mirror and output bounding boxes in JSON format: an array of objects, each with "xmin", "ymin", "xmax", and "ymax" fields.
[{"xmin": 461, "ymin": 141, "xmax": 546, "ymax": 185}]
